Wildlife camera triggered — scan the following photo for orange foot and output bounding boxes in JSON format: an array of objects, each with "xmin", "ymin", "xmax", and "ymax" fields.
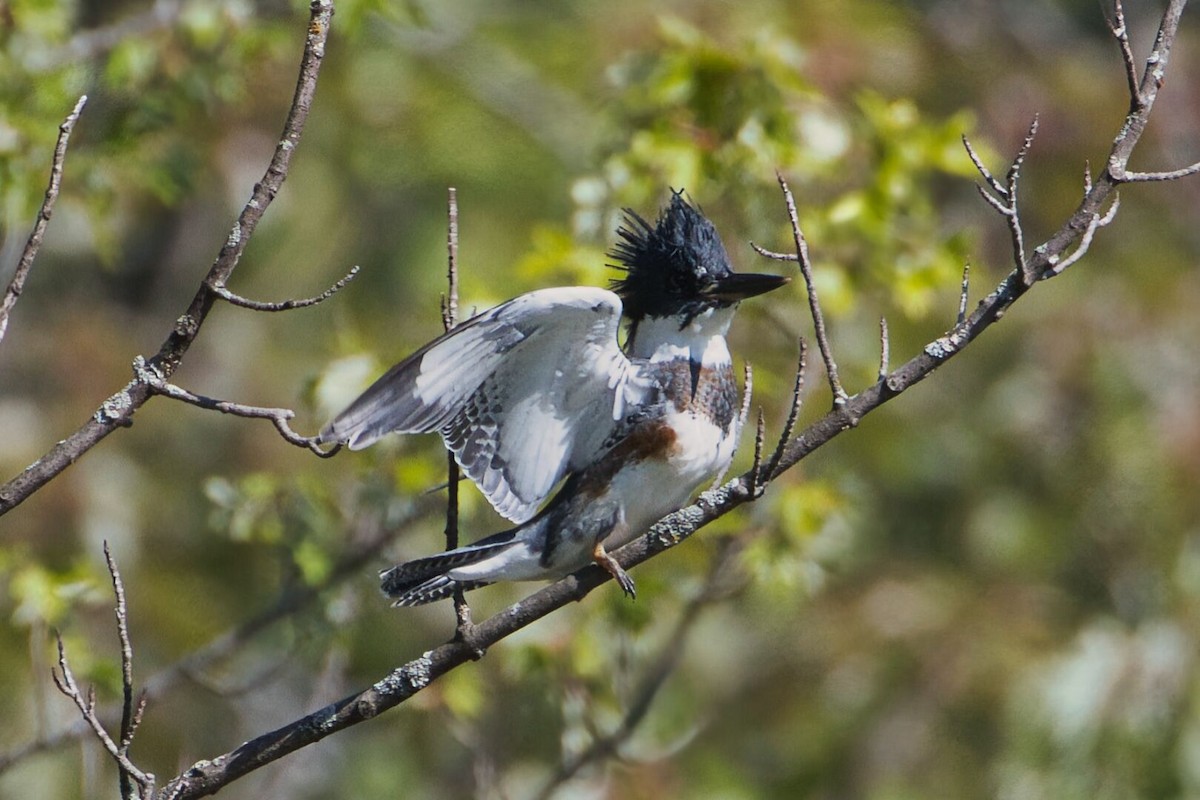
[{"xmin": 592, "ymin": 541, "xmax": 636, "ymax": 599}]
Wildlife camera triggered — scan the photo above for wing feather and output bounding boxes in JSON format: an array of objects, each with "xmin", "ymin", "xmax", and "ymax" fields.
[{"xmin": 320, "ymin": 287, "xmax": 650, "ymax": 523}]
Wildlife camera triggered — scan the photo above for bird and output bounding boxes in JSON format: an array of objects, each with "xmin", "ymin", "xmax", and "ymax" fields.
[{"xmin": 318, "ymin": 191, "xmax": 789, "ymax": 606}]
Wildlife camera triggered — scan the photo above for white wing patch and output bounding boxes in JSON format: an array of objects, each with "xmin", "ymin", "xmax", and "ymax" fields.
[{"xmin": 320, "ymin": 287, "xmax": 653, "ymax": 523}]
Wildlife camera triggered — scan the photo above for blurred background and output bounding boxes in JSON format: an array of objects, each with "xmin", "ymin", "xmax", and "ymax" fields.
[{"xmin": 2, "ymin": 1, "xmax": 1199, "ymax": 797}]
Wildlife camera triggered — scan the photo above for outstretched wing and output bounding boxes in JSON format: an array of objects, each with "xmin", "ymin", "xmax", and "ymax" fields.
[{"xmin": 319, "ymin": 287, "xmax": 654, "ymax": 523}]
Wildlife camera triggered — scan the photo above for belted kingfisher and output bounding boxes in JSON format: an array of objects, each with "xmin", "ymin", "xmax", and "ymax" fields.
[{"xmin": 319, "ymin": 192, "xmax": 788, "ymax": 606}]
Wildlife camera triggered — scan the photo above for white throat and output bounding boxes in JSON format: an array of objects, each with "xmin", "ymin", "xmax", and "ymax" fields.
[{"xmin": 628, "ymin": 305, "xmax": 735, "ymax": 366}]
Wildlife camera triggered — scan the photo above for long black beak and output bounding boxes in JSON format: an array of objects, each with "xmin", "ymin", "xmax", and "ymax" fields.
[{"xmin": 707, "ymin": 272, "xmax": 791, "ymax": 302}]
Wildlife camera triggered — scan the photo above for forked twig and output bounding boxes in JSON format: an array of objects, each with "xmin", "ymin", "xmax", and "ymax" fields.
[
  {"xmin": 52, "ymin": 548, "xmax": 156, "ymax": 798},
  {"xmin": 51, "ymin": 637, "xmax": 156, "ymax": 797},
  {"xmin": 964, "ymin": 115, "xmax": 1039, "ymax": 285},
  {"xmin": 1106, "ymin": 0, "xmax": 1197, "ymax": 184}
]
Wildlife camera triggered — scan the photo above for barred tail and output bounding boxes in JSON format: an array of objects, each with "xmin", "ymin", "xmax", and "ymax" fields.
[{"xmin": 380, "ymin": 531, "xmax": 517, "ymax": 607}]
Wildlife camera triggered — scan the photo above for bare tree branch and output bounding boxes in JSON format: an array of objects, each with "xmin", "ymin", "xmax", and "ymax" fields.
[
  {"xmin": 149, "ymin": 8, "xmax": 1200, "ymax": 794},
  {"xmin": 0, "ymin": 94, "xmax": 87, "ymax": 346},
  {"xmin": 1104, "ymin": 0, "xmax": 1190, "ymax": 182},
  {"xmin": 0, "ymin": 0, "xmax": 336, "ymax": 518},
  {"xmin": 36, "ymin": 3, "xmax": 1200, "ymax": 798}
]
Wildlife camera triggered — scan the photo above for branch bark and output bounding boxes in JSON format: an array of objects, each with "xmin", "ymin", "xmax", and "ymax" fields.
[{"xmin": 0, "ymin": 0, "xmax": 336, "ymax": 518}]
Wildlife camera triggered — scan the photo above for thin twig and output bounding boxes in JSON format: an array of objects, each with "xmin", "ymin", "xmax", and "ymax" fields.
[
  {"xmin": 1110, "ymin": 0, "xmax": 1143, "ymax": 108},
  {"xmin": 749, "ymin": 242, "xmax": 797, "ymax": 262},
  {"xmin": 137, "ymin": 359, "xmax": 339, "ymax": 457},
  {"xmin": 878, "ymin": 318, "xmax": 890, "ymax": 380},
  {"xmin": 738, "ymin": 361, "xmax": 753, "ymax": 436},
  {"xmin": 442, "ymin": 187, "xmax": 460, "ymax": 330},
  {"xmin": 961, "ymin": 133, "xmax": 1006, "ymax": 197},
  {"xmin": 208, "ymin": 265, "xmax": 360, "ymax": 312},
  {"xmin": 1009, "ymin": 115, "xmax": 1039, "ymax": 283},
  {"xmin": 0, "ymin": 94, "xmax": 88, "ymax": 346},
  {"xmin": 957, "ymin": 262, "xmax": 971, "ymax": 325},
  {"xmin": 442, "ymin": 187, "xmax": 474, "ymax": 638},
  {"xmin": 1114, "ymin": 162, "xmax": 1200, "ymax": 182},
  {"xmin": 1047, "ymin": 195, "xmax": 1121, "ymax": 276},
  {"xmin": 746, "ymin": 410, "xmax": 767, "ymax": 496},
  {"xmin": 102, "ymin": 543, "xmax": 140, "ymax": 799},
  {"xmin": 774, "ymin": 171, "xmax": 846, "ymax": 405},
  {"xmin": 764, "ymin": 338, "xmax": 807, "ymax": 482},
  {"xmin": 973, "ymin": 182, "xmax": 1009, "ymax": 214}
]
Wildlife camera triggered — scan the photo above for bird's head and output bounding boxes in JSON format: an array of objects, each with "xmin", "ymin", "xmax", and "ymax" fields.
[{"xmin": 610, "ymin": 191, "xmax": 789, "ymax": 326}]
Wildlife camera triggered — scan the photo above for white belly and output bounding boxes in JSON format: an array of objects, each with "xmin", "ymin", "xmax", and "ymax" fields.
[{"xmin": 605, "ymin": 408, "xmax": 736, "ymax": 548}]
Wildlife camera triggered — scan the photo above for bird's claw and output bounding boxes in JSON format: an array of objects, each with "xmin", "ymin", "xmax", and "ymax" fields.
[
  {"xmin": 614, "ymin": 567, "xmax": 637, "ymax": 599},
  {"xmin": 593, "ymin": 543, "xmax": 637, "ymax": 600}
]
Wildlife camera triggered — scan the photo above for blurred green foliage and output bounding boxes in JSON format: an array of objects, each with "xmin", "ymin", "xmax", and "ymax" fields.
[{"xmin": 2, "ymin": 1, "xmax": 1199, "ymax": 799}]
